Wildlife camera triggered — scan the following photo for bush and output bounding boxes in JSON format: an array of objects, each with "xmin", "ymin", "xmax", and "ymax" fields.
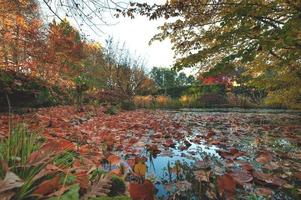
[
  {"xmin": 227, "ymin": 93, "xmax": 254, "ymax": 108},
  {"xmin": 105, "ymin": 105, "xmax": 119, "ymax": 115},
  {"xmin": 155, "ymin": 95, "xmax": 171, "ymax": 107},
  {"xmin": 198, "ymin": 92, "xmax": 228, "ymax": 107},
  {"xmin": 133, "ymin": 96, "xmax": 154, "ymax": 108},
  {"xmin": 120, "ymin": 100, "xmax": 136, "ymax": 111}
]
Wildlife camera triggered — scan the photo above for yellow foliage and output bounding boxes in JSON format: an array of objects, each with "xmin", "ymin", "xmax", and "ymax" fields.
[
  {"xmin": 133, "ymin": 95, "xmax": 154, "ymax": 107},
  {"xmin": 179, "ymin": 95, "xmax": 194, "ymax": 106},
  {"xmin": 134, "ymin": 162, "xmax": 147, "ymax": 177},
  {"xmin": 156, "ymin": 95, "xmax": 170, "ymax": 106}
]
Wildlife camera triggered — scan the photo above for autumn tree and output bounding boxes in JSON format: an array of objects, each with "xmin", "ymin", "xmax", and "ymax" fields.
[
  {"xmin": 45, "ymin": 19, "xmax": 85, "ymax": 86},
  {"xmin": 102, "ymin": 38, "xmax": 152, "ymax": 100},
  {"xmin": 0, "ymin": 0, "xmax": 44, "ymax": 74},
  {"xmin": 127, "ymin": 0, "xmax": 301, "ymax": 108}
]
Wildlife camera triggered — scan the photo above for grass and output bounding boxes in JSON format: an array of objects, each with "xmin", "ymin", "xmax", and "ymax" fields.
[{"xmin": 0, "ymin": 124, "xmax": 42, "ymax": 178}]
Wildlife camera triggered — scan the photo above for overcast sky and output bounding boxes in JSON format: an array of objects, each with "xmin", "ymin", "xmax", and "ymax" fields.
[
  {"xmin": 40, "ymin": 0, "xmax": 175, "ymax": 72},
  {"xmin": 93, "ymin": 0, "xmax": 174, "ymax": 71}
]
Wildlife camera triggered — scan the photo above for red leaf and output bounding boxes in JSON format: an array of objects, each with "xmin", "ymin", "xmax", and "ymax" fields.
[
  {"xmin": 129, "ymin": 180, "xmax": 155, "ymax": 200},
  {"xmin": 217, "ymin": 174, "xmax": 236, "ymax": 199},
  {"xmin": 33, "ymin": 176, "xmax": 61, "ymax": 195}
]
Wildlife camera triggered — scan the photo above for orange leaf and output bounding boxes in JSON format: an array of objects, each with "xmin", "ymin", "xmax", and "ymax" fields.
[
  {"xmin": 33, "ymin": 176, "xmax": 61, "ymax": 195},
  {"xmin": 107, "ymin": 154, "xmax": 121, "ymax": 165},
  {"xmin": 76, "ymin": 170, "xmax": 89, "ymax": 189}
]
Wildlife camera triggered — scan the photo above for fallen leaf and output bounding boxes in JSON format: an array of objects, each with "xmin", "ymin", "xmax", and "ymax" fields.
[
  {"xmin": 256, "ymin": 152, "xmax": 273, "ymax": 163},
  {"xmin": 253, "ymin": 172, "xmax": 286, "ymax": 187},
  {"xmin": 107, "ymin": 154, "xmax": 121, "ymax": 165},
  {"xmin": 33, "ymin": 176, "xmax": 61, "ymax": 195},
  {"xmin": 0, "ymin": 172, "xmax": 24, "ymax": 193},
  {"xmin": 134, "ymin": 162, "xmax": 147, "ymax": 177},
  {"xmin": 76, "ymin": 170, "xmax": 89, "ymax": 189},
  {"xmin": 255, "ymin": 187, "xmax": 273, "ymax": 196},
  {"xmin": 230, "ymin": 169, "xmax": 253, "ymax": 185},
  {"xmin": 194, "ymin": 170, "xmax": 211, "ymax": 182},
  {"xmin": 217, "ymin": 174, "xmax": 236, "ymax": 199},
  {"xmin": 129, "ymin": 180, "xmax": 155, "ymax": 200}
]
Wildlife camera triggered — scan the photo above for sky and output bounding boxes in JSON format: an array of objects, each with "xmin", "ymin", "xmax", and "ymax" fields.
[
  {"xmin": 40, "ymin": 0, "xmax": 176, "ymax": 72},
  {"xmin": 91, "ymin": 0, "xmax": 175, "ymax": 71}
]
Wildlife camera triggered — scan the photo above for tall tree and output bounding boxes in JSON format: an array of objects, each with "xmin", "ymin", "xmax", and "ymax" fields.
[
  {"xmin": 0, "ymin": 0, "xmax": 44, "ymax": 74},
  {"xmin": 128, "ymin": 0, "xmax": 301, "ymax": 108},
  {"xmin": 45, "ymin": 19, "xmax": 84, "ymax": 87}
]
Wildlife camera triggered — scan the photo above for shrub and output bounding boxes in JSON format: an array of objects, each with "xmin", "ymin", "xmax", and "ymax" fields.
[
  {"xmin": 105, "ymin": 105, "xmax": 119, "ymax": 115},
  {"xmin": 227, "ymin": 93, "xmax": 254, "ymax": 108},
  {"xmin": 133, "ymin": 95, "xmax": 154, "ymax": 108},
  {"xmin": 179, "ymin": 95, "xmax": 197, "ymax": 107},
  {"xmin": 198, "ymin": 92, "xmax": 228, "ymax": 107},
  {"xmin": 120, "ymin": 100, "xmax": 136, "ymax": 111},
  {"xmin": 155, "ymin": 95, "xmax": 171, "ymax": 107}
]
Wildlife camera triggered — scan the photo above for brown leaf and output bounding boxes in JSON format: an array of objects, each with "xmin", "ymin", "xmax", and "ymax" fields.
[
  {"xmin": 81, "ymin": 175, "xmax": 111, "ymax": 200},
  {"xmin": 253, "ymin": 172, "xmax": 286, "ymax": 187},
  {"xmin": 256, "ymin": 152, "xmax": 273, "ymax": 163},
  {"xmin": 217, "ymin": 174, "xmax": 236, "ymax": 199},
  {"xmin": 0, "ymin": 172, "xmax": 24, "ymax": 193},
  {"xmin": 194, "ymin": 170, "xmax": 211, "ymax": 182},
  {"xmin": 255, "ymin": 187, "xmax": 273, "ymax": 196},
  {"xmin": 230, "ymin": 169, "xmax": 253, "ymax": 186},
  {"xmin": 0, "ymin": 191, "xmax": 15, "ymax": 200}
]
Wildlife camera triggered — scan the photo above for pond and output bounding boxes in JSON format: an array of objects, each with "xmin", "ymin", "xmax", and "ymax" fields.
[{"xmin": 107, "ymin": 109, "xmax": 301, "ymax": 199}]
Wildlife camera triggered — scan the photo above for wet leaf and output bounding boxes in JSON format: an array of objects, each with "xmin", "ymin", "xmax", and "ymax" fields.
[
  {"xmin": 134, "ymin": 162, "xmax": 147, "ymax": 177},
  {"xmin": 129, "ymin": 180, "xmax": 155, "ymax": 200}
]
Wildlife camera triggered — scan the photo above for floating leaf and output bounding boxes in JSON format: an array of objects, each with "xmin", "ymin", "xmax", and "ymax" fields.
[
  {"xmin": 134, "ymin": 162, "xmax": 147, "ymax": 177},
  {"xmin": 129, "ymin": 180, "xmax": 155, "ymax": 200}
]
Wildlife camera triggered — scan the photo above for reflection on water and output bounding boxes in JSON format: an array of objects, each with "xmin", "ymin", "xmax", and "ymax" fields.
[{"xmin": 117, "ymin": 110, "xmax": 301, "ymax": 199}]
